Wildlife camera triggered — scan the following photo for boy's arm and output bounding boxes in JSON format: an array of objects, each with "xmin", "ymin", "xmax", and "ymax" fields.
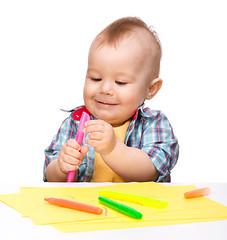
[
  {"xmin": 101, "ymin": 140, "xmax": 159, "ymax": 182},
  {"xmin": 85, "ymin": 120, "xmax": 159, "ymax": 182},
  {"xmin": 85, "ymin": 116, "xmax": 178, "ymax": 182}
]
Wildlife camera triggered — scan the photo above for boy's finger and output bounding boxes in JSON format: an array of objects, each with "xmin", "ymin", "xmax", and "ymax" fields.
[
  {"xmin": 89, "ymin": 132, "xmax": 103, "ymax": 140},
  {"xmin": 84, "ymin": 124, "xmax": 104, "ymax": 134},
  {"xmin": 63, "ymin": 146, "xmax": 81, "ymax": 159},
  {"xmin": 85, "ymin": 120, "xmax": 105, "ymax": 127},
  {"xmin": 86, "ymin": 139, "xmax": 100, "ymax": 148},
  {"xmin": 62, "ymin": 154, "xmax": 81, "ymax": 165},
  {"xmin": 66, "ymin": 139, "xmax": 80, "ymax": 149},
  {"xmin": 80, "ymin": 145, "xmax": 89, "ymax": 157},
  {"xmin": 64, "ymin": 161, "xmax": 81, "ymax": 172}
]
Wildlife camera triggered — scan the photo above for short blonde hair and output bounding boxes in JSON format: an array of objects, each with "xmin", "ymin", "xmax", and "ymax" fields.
[{"xmin": 91, "ymin": 17, "xmax": 162, "ymax": 78}]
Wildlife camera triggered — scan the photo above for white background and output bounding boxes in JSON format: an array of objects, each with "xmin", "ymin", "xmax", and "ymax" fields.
[{"xmin": 0, "ymin": 0, "xmax": 226, "ymax": 184}]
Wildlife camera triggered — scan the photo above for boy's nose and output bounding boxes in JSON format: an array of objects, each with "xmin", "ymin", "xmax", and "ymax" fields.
[{"xmin": 99, "ymin": 80, "xmax": 114, "ymax": 95}]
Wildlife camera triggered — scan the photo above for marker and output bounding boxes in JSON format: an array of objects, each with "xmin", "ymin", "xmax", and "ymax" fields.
[
  {"xmin": 67, "ymin": 111, "xmax": 90, "ymax": 182},
  {"xmin": 184, "ymin": 187, "xmax": 211, "ymax": 199},
  {"xmin": 99, "ymin": 191, "xmax": 168, "ymax": 208},
  {"xmin": 44, "ymin": 197, "xmax": 103, "ymax": 215},
  {"xmin": 98, "ymin": 196, "xmax": 143, "ymax": 219}
]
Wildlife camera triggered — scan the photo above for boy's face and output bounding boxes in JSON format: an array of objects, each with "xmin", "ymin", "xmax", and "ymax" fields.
[{"xmin": 83, "ymin": 36, "xmax": 152, "ymax": 127}]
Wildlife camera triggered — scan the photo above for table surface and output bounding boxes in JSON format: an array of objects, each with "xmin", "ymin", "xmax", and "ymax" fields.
[{"xmin": 1, "ymin": 182, "xmax": 227, "ymax": 240}]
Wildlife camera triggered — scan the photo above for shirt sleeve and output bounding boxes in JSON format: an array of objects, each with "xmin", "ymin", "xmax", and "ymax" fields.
[
  {"xmin": 141, "ymin": 111, "xmax": 179, "ymax": 182},
  {"xmin": 43, "ymin": 115, "xmax": 76, "ymax": 181}
]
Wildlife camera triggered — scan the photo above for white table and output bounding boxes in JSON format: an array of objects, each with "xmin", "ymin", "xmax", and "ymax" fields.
[{"xmin": 1, "ymin": 182, "xmax": 227, "ymax": 240}]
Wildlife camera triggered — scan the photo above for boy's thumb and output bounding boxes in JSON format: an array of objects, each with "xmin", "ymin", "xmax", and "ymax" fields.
[{"xmin": 81, "ymin": 145, "xmax": 89, "ymax": 156}]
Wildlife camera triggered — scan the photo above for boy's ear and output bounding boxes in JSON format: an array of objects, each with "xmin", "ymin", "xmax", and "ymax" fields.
[{"xmin": 146, "ymin": 78, "xmax": 162, "ymax": 100}]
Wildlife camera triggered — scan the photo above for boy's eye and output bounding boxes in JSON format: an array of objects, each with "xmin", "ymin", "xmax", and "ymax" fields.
[
  {"xmin": 91, "ymin": 78, "xmax": 102, "ymax": 81},
  {"xmin": 115, "ymin": 81, "xmax": 127, "ymax": 85}
]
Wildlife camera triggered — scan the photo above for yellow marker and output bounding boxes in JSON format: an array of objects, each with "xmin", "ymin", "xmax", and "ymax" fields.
[{"xmin": 99, "ymin": 191, "xmax": 168, "ymax": 208}]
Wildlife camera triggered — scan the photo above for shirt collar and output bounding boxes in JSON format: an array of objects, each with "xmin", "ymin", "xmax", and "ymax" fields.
[
  {"xmin": 72, "ymin": 106, "xmax": 92, "ymax": 121},
  {"xmin": 132, "ymin": 104, "xmax": 148, "ymax": 121}
]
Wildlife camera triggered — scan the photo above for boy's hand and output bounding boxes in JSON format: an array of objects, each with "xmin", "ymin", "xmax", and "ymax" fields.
[
  {"xmin": 58, "ymin": 139, "xmax": 89, "ymax": 173},
  {"xmin": 84, "ymin": 120, "xmax": 116, "ymax": 155}
]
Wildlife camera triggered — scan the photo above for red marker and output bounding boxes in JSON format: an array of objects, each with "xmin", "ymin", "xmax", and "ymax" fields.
[
  {"xmin": 184, "ymin": 187, "xmax": 211, "ymax": 199},
  {"xmin": 44, "ymin": 197, "xmax": 103, "ymax": 215}
]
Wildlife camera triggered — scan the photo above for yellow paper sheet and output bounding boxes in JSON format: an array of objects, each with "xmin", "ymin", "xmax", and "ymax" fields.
[
  {"xmin": 0, "ymin": 182, "xmax": 227, "ymax": 233},
  {"xmin": 52, "ymin": 217, "xmax": 227, "ymax": 233},
  {"xmin": 0, "ymin": 183, "xmax": 194, "ymax": 224},
  {"xmin": 0, "ymin": 182, "xmax": 168, "ymax": 224}
]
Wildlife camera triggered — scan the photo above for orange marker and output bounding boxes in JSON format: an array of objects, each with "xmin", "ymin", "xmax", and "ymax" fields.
[
  {"xmin": 44, "ymin": 197, "xmax": 103, "ymax": 215},
  {"xmin": 184, "ymin": 187, "xmax": 211, "ymax": 199}
]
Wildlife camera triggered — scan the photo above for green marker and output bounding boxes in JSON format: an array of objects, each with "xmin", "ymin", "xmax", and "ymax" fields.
[{"xmin": 98, "ymin": 196, "xmax": 143, "ymax": 219}]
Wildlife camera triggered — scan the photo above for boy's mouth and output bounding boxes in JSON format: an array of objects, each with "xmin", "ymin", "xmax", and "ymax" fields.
[{"xmin": 95, "ymin": 100, "xmax": 118, "ymax": 107}]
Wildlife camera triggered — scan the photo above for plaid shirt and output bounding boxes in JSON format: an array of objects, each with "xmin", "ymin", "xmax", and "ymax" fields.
[{"xmin": 44, "ymin": 105, "xmax": 179, "ymax": 182}]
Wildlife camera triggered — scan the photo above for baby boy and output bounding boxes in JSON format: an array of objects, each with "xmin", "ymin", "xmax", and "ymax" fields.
[{"xmin": 44, "ymin": 17, "xmax": 179, "ymax": 182}]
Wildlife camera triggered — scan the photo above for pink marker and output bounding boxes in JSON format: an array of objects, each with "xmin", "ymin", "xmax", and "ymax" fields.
[{"xmin": 67, "ymin": 111, "xmax": 90, "ymax": 182}]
